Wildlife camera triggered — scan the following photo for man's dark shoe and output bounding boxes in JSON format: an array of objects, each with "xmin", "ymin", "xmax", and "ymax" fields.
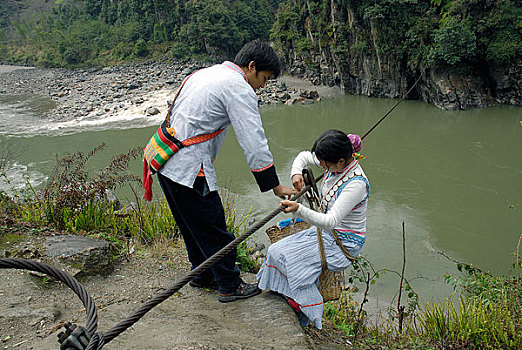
[
  {"xmin": 218, "ymin": 282, "xmax": 261, "ymax": 303},
  {"xmin": 189, "ymin": 280, "xmax": 218, "ymax": 291}
]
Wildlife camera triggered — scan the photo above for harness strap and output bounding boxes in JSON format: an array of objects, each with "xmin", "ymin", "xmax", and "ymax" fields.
[
  {"xmin": 316, "ymin": 228, "xmax": 328, "ymax": 271},
  {"xmin": 164, "ymin": 71, "xmax": 196, "ymax": 126},
  {"xmin": 181, "ymin": 128, "xmax": 225, "ymax": 147},
  {"xmin": 329, "ymin": 229, "xmax": 356, "ymax": 262}
]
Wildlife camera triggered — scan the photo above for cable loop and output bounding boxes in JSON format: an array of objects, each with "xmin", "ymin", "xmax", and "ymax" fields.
[{"xmin": 86, "ymin": 333, "xmax": 105, "ymax": 350}]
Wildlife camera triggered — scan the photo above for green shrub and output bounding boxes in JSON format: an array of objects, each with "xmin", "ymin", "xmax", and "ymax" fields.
[
  {"xmin": 428, "ymin": 17, "xmax": 477, "ymax": 66},
  {"xmin": 63, "ymin": 47, "xmax": 80, "ymax": 64},
  {"xmin": 171, "ymin": 42, "xmax": 188, "ymax": 59},
  {"xmin": 134, "ymin": 38, "xmax": 148, "ymax": 57},
  {"xmin": 324, "ymin": 289, "xmax": 365, "ymax": 338}
]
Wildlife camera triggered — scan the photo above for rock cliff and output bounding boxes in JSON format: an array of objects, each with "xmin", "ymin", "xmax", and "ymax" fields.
[{"xmin": 276, "ymin": 0, "xmax": 521, "ymax": 110}]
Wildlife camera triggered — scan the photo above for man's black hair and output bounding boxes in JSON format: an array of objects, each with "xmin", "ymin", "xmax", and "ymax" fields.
[
  {"xmin": 234, "ymin": 39, "xmax": 282, "ymax": 78},
  {"xmin": 311, "ymin": 129, "xmax": 353, "ymax": 163}
]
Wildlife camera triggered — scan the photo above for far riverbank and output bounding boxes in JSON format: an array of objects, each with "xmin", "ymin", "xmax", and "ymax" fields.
[{"xmin": 0, "ymin": 62, "xmax": 342, "ymax": 127}]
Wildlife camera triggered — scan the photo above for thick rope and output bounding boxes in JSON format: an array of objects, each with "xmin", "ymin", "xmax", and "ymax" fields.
[
  {"xmin": 0, "ymin": 258, "xmax": 98, "ymax": 336},
  {"xmin": 100, "ymin": 184, "xmax": 314, "ymax": 345}
]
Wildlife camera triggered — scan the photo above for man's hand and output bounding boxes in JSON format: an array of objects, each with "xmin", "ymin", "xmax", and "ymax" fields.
[
  {"xmin": 280, "ymin": 199, "xmax": 299, "ymax": 213},
  {"xmin": 291, "ymin": 174, "xmax": 304, "ymax": 191},
  {"xmin": 272, "ymin": 184, "xmax": 297, "ymax": 199}
]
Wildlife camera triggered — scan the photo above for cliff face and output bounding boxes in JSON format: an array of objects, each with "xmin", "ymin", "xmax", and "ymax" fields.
[{"xmin": 277, "ymin": 0, "xmax": 521, "ymax": 110}]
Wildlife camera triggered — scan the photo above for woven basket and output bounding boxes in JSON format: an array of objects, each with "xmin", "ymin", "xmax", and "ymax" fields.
[
  {"xmin": 265, "ymin": 221, "xmax": 342, "ymax": 302},
  {"xmin": 266, "ymin": 220, "xmax": 311, "ymax": 243}
]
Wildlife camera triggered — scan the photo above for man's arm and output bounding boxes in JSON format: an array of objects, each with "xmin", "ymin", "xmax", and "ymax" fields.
[{"xmin": 226, "ymin": 86, "xmax": 281, "ymax": 192}]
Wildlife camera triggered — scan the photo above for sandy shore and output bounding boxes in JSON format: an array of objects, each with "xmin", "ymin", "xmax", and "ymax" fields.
[{"xmin": 0, "ymin": 64, "xmax": 35, "ymax": 74}]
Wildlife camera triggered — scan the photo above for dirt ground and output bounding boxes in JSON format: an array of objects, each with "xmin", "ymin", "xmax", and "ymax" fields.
[{"xmin": 0, "ymin": 225, "xmax": 348, "ymax": 350}]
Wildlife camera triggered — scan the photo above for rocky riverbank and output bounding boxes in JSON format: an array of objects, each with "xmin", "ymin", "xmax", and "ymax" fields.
[
  {"xmin": 285, "ymin": 59, "xmax": 522, "ymax": 110},
  {"xmin": 0, "ymin": 61, "xmax": 342, "ymax": 126}
]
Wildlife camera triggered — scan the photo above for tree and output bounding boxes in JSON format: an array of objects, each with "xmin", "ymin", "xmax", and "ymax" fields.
[{"xmin": 428, "ymin": 17, "xmax": 477, "ymax": 66}]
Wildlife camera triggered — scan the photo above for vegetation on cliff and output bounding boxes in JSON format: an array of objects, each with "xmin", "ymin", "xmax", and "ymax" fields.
[
  {"xmin": 270, "ymin": 0, "xmax": 521, "ymax": 70},
  {"xmin": 2, "ymin": 0, "xmax": 519, "ymax": 70},
  {"xmin": 0, "ymin": 0, "xmax": 282, "ymax": 66},
  {"xmin": 267, "ymin": 0, "xmax": 521, "ymax": 108}
]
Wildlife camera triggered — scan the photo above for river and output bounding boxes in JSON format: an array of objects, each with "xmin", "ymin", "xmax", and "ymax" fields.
[{"xmin": 1, "ymin": 69, "xmax": 521, "ymax": 310}]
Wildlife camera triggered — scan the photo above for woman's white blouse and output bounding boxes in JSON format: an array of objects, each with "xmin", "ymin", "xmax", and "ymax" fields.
[{"xmin": 290, "ymin": 151, "xmax": 368, "ymax": 233}]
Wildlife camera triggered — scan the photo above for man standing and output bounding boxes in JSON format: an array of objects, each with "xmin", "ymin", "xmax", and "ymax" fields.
[{"xmin": 155, "ymin": 39, "xmax": 296, "ymax": 302}]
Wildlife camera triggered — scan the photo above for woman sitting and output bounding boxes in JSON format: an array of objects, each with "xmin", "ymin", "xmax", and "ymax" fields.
[{"xmin": 256, "ymin": 129, "xmax": 370, "ymax": 329}]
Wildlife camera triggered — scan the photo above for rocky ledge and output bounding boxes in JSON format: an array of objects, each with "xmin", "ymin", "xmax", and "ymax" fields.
[{"xmin": 0, "ymin": 229, "xmax": 343, "ymax": 350}]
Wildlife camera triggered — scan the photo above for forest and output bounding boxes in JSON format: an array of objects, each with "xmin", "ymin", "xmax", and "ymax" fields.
[
  {"xmin": 0, "ymin": 0, "xmax": 282, "ymax": 66},
  {"xmin": 270, "ymin": 0, "xmax": 520, "ymax": 71},
  {"xmin": 0, "ymin": 0, "xmax": 519, "ymax": 70}
]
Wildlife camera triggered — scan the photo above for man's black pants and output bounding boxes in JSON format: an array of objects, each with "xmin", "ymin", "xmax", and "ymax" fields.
[{"xmin": 157, "ymin": 173, "xmax": 241, "ymax": 294}]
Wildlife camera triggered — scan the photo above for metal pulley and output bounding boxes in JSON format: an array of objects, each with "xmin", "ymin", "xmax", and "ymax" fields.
[{"xmin": 302, "ymin": 167, "xmax": 320, "ymax": 211}]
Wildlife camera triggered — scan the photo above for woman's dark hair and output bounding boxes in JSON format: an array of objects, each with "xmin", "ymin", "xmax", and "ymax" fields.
[
  {"xmin": 234, "ymin": 39, "xmax": 282, "ymax": 78},
  {"xmin": 311, "ymin": 129, "xmax": 353, "ymax": 163}
]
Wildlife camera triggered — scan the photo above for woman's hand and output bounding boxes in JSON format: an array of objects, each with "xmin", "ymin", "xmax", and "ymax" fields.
[
  {"xmin": 291, "ymin": 174, "xmax": 304, "ymax": 191},
  {"xmin": 280, "ymin": 199, "xmax": 299, "ymax": 213}
]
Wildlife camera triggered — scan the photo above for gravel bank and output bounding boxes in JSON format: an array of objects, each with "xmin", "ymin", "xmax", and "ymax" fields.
[{"xmin": 0, "ymin": 62, "xmax": 342, "ymax": 126}]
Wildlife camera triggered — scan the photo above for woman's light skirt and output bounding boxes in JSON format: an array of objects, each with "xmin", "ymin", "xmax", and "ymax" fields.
[{"xmin": 257, "ymin": 226, "xmax": 362, "ymax": 329}]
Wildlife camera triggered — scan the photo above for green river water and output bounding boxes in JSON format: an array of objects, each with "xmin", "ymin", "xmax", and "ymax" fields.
[{"xmin": 1, "ymin": 92, "xmax": 521, "ymax": 308}]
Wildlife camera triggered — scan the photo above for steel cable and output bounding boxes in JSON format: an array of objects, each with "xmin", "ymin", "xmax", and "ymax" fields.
[
  {"xmin": 0, "ymin": 258, "xmax": 98, "ymax": 336},
  {"xmin": 100, "ymin": 183, "xmax": 314, "ymax": 345}
]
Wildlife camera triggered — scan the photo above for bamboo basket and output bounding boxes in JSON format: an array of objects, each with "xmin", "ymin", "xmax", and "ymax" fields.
[{"xmin": 266, "ymin": 221, "xmax": 342, "ymax": 302}]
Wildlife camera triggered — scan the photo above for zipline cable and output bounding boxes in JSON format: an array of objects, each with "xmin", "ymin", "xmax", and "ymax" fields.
[
  {"xmin": 0, "ymin": 75, "xmax": 421, "ymax": 349},
  {"xmin": 361, "ymin": 75, "xmax": 422, "ymax": 140}
]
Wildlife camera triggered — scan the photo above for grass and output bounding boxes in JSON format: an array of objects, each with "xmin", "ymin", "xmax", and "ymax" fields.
[
  {"xmin": 223, "ymin": 191, "xmax": 257, "ymax": 273},
  {"xmin": 418, "ymin": 292, "xmax": 520, "ymax": 349},
  {"xmin": 1, "ymin": 145, "xmax": 259, "ymax": 273},
  {"xmin": 324, "ymin": 289, "xmax": 363, "ymax": 338},
  {"xmin": 415, "ymin": 246, "xmax": 522, "ymax": 350},
  {"xmin": 322, "ymin": 238, "xmax": 522, "ymax": 350}
]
